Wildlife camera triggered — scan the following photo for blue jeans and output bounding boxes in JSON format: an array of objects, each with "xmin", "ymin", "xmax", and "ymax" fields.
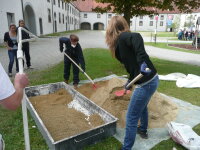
[
  {"xmin": 64, "ymin": 56, "xmax": 80, "ymax": 85},
  {"xmin": 122, "ymin": 75, "xmax": 159, "ymax": 150},
  {"xmin": 8, "ymin": 49, "xmax": 19, "ymax": 73}
]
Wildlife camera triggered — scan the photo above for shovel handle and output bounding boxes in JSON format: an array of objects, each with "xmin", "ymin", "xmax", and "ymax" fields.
[
  {"xmin": 64, "ymin": 52, "xmax": 95, "ymax": 85},
  {"xmin": 126, "ymin": 73, "xmax": 143, "ymax": 89}
]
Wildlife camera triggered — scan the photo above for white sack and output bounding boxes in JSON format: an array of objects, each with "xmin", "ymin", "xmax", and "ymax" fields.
[
  {"xmin": 158, "ymin": 73, "xmax": 186, "ymax": 81},
  {"xmin": 176, "ymin": 74, "xmax": 200, "ymax": 88},
  {"xmin": 167, "ymin": 122, "xmax": 200, "ymax": 150}
]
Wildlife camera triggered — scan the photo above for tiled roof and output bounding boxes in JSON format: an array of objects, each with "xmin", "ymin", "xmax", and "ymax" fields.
[{"xmin": 73, "ymin": 0, "xmax": 110, "ymax": 12}]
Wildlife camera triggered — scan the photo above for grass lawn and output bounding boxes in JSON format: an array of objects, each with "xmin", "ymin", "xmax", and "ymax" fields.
[
  {"xmin": 41, "ymin": 30, "xmax": 81, "ymax": 37},
  {"xmin": 144, "ymin": 42, "xmax": 200, "ymax": 54},
  {"xmin": 0, "ymin": 45, "xmax": 5, "ymax": 48},
  {"xmin": 0, "ymin": 48, "xmax": 200, "ymax": 150},
  {"xmin": 139, "ymin": 31, "xmax": 177, "ymax": 37}
]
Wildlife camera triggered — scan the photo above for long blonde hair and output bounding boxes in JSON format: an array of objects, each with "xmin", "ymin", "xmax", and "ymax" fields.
[{"xmin": 105, "ymin": 16, "xmax": 130, "ymax": 57}]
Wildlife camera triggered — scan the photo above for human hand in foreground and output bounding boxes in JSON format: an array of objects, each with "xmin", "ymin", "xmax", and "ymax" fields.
[{"xmin": 14, "ymin": 73, "xmax": 29, "ymax": 89}]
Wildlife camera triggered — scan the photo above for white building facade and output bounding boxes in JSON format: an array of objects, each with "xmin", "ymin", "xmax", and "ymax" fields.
[
  {"xmin": 0, "ymin": 0, "xmax": 80, "ymax": 43},
  {"xmin": 1, "ymin": 0, "xmax": 200, "ymax": 43}
]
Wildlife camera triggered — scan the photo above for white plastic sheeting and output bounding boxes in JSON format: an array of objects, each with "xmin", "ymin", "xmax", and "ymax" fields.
[
  {"xmin": 159, "ymin": 73, "xmax": 200, "ymax": 88},
  {"xmin": 167, "ymin": 122, "xmax": 200, "ymax": 150}
]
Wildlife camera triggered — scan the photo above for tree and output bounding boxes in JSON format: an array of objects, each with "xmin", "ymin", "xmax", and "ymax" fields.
[
  {"xmin": 184, "ymin": 15, "xmax": 196, "ymax": 29},
  {"xmin": 92, "ymin": 0, "xmax": 200, "ymax": 26},
  {"xmin": 171, "ymin": 15, "xmax": 181, "ymax": 32}
]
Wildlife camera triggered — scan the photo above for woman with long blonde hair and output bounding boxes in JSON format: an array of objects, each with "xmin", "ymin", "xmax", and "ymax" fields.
[{"xmin": 106, "ymin": 16, "xmax": 159, "ymax": 150}]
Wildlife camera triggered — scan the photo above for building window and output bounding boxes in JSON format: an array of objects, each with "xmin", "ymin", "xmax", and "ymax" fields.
[
  {"xmin": 62, "ymin": 1, "xmax": 64, "ymax": 9},
  {"xmin": 53, "ymin": 0, "xmax": 56, "ymax": 5},
  {"xmin": 7, "ymin": 12, "xmax": 15, "ymax": 27},
  {"xmin": 97, "ymin": 14, "xmax": 101, "ymax": 18},
  {"xmin": 47, "ymin": 0, "xmax": 50, "ymax": 2},
  {"xmin": 149, "ymin": 21, "xmax": 153, "ymax": 26},
  {"xmin": 67, "ymin": 16, "xmax": 69, "ymax": 24},
  {"xmin": 108, "ymin": 14, "xmax": 112, "ymax": 18},
  {"xmin": 84, "ymin": 14, "xmax": 87, "ymax": 18},
  {"xmin": 168, "ymin": 15, "xmax": 174, "ymax": 20},
  {"xmin": 59, "ymin": 13, "xmax": 61, "ymax": 23},
  {"xmin": 54, "ymin": 12, "xmax": 56, "ymax": 19},
  {"xmin": 62, "ymin": 14, "xmax": 64, "ymax": 24},
  {"xmin": 139, "ymin": 16, "xmax": 143, "ymax": 19},
  {"xmin": 160, "ymin": 15, "xmax": 164, "ymax": 20},
  {"xmin": 160, "ymin": 21, "xmax": 163, "ymax": 26},
  {"xmin": 48, "ymin": 9, "xmax": 51, "ymax": 23},
  {"xmin": 130, "ymin": 21, "xmax": 132, "ymax": 26},
  {"xmin": 65, "ymin": 3, "xmax": 67, "ymax": 10},
  {"xmin": 72, "ymin": 18, "xmax": 73, "ymax": 24},
  {"xmin": 149, "ymin": 16, "xmax": 153, "ymax": 20},
  {"xmin": 139, "ymin": 21, "xmax": 143, "ymax": 26},
  {"xmin": 58, "ymin": 0, "xmax": 60, "ymax": 7}
]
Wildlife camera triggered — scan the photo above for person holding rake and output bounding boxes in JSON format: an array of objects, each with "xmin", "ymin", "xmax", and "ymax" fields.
[
  {"xmin": 59, "ymin": 34, "xmax": 85, "ymax": 88},
  {"xmin": 105, "ymin": 16, "xmax": 159, "ymax": 150}
]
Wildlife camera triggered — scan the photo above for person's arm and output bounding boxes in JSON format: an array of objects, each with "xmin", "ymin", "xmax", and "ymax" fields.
[
  {"xmin": 132, "ymin": 33, "xmax": 148, "ymax": 66},
  {"xmin": 4, "ymin": 32, "xmax": 12, "ymax": 50},
  {"xmin": 59, "ymin": 37, "xmax": 69, "ymax": 52},
  {"xmin": 4, "ymin": 42, "xmax": 12, "ymax": 50},
  {"xmin": 77, "ymin": 44, "xmax": 85, "ymax": 71},
  {"xmin": 0, "ymin": 73, "xmax": 29, "ymax": 110}
]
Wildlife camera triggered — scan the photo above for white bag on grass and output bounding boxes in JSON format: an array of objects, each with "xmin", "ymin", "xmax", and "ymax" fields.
[{"xmin": 167, "ymin": 122, "xmax": 200, "ymax": 150}]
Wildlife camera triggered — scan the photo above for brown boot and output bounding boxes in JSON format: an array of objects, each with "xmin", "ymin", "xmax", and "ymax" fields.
[
  {"xmin": 73, "ymin": 84, "xmax": 78, "ymax": 89},
  {"xmin": 64, "ymin": 80, "xmax": 69, "ymax": 84}
]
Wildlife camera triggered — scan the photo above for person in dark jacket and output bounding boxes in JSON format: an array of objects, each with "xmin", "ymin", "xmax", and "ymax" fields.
[
  {"xmin": 4, "ymin": 24, "xmax": 19, "ymax": 77},
  {"xmin": 59, "ymin": 34, "xmax": 85, "ymax": 88},
  {"xmin": 106, "ymin": 16, "xmax": 159, "ymax": 150},
  {"xmin": 18, "ymin": 20, "xmax": 32, "ymax": 69}
]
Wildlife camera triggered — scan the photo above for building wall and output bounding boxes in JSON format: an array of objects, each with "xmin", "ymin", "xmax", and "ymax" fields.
[
  {"xmin": 1, "ymin": 0, "xmax": 200, "ymax": 43},
  {"xmin": 0, "ymin": 0, "xmax": 80, "ymax": 43},
  {"xmin": 0, "ymin": 0, "xmax": 23, "ymax": 43},
  {"xmin": 80, "ymin": 12, "xmax": 109, "ymax": 30},
  {"xmin": 80, "ymin": 12, "xmax": 180, "ymax": 32}
]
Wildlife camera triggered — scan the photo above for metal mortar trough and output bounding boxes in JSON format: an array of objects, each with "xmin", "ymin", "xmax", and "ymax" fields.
[{"xmin": 25, "ymin": 82, "xmax": 118, "ymax": 150}]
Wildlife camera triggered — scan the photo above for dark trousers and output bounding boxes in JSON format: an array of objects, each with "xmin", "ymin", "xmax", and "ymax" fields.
[
  {"xmin": 64, "ymin": 56, "xmax": 80, "ymax": 84},
  {"xmin": 8, "ymin": 49, "xmax": 19, "ymax": 73},
  {"xmin": 23, "ymin": 46, "xmax": 31, "ymax": 67}
]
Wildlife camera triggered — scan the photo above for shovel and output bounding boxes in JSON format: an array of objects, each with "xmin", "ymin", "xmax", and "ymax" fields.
[
  {"xmin": 115, "ymin": 73, "xmax": 143, "ymax": 97},
  {"xmin": 64, "ymin": 52, "xmax": 97, "ymax": 89}
]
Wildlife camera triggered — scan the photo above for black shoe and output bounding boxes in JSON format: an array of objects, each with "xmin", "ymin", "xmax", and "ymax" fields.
[
  {"xmin": 27, "ymin": 66, "xmax": 34, "ymax": 69},
  {"xmin": 8, "ymin": 73, "xmax": 12, "ymax": 77},
  {"xmin": 73, "ymin": 84, "xmax": 78, "ymax": 89},
  {"xmin": 64, "ymin": 80, "xmax": 69, "ymax": 84},
  {"xmin": 137, "ymin": 127, "xmax": 148, "ymax": 139}
]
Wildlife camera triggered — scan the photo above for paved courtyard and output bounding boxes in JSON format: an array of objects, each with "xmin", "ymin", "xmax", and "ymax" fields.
[{"xmin": 0, "ymin": 30, "xmax": 200, "ymax": 73}]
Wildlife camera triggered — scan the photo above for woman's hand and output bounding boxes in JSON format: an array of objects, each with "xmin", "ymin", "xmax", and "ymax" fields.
[
  {"xmin": 140, "ymin": 62, "xmax": 151, "ymax": 75},
  {"xmin": 8, "ymin": 47, "xmax": 12, "ymax": 50}
]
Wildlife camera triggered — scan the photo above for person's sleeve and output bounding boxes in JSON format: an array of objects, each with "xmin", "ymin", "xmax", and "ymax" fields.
[
  {"xmin": 117, "ymin": 34, "xmax": 132, "ymax": 74},
  {"xmin": 59, "ymin": 37, "xmax": 70, "ymax": 53},
  {"xmin": 132, "ymin": 33, "xmax": 148, "ymax": 66},
  {"xmin": 25, "ymin": 27, "xmax": 30, "ymax": 39},
  {"xmin": 0, "ymin": 63, "xmax": 15, "ymax": 100},
  {"xmin": 77, "ymin": 44, "xmax": 85, "ymax": 71},
  {"xmin": 4, "ymin": 32, "xmax": 8, "ymax": 42}
]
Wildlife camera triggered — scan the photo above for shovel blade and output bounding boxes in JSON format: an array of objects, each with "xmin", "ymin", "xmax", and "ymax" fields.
[
  {"xmin": 115, "ymin": 89, "xmax": 131, "ymax": 97},
  {"xmin": 92, "ymin": 84, "xmax": 98, "ymax": 89}
]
